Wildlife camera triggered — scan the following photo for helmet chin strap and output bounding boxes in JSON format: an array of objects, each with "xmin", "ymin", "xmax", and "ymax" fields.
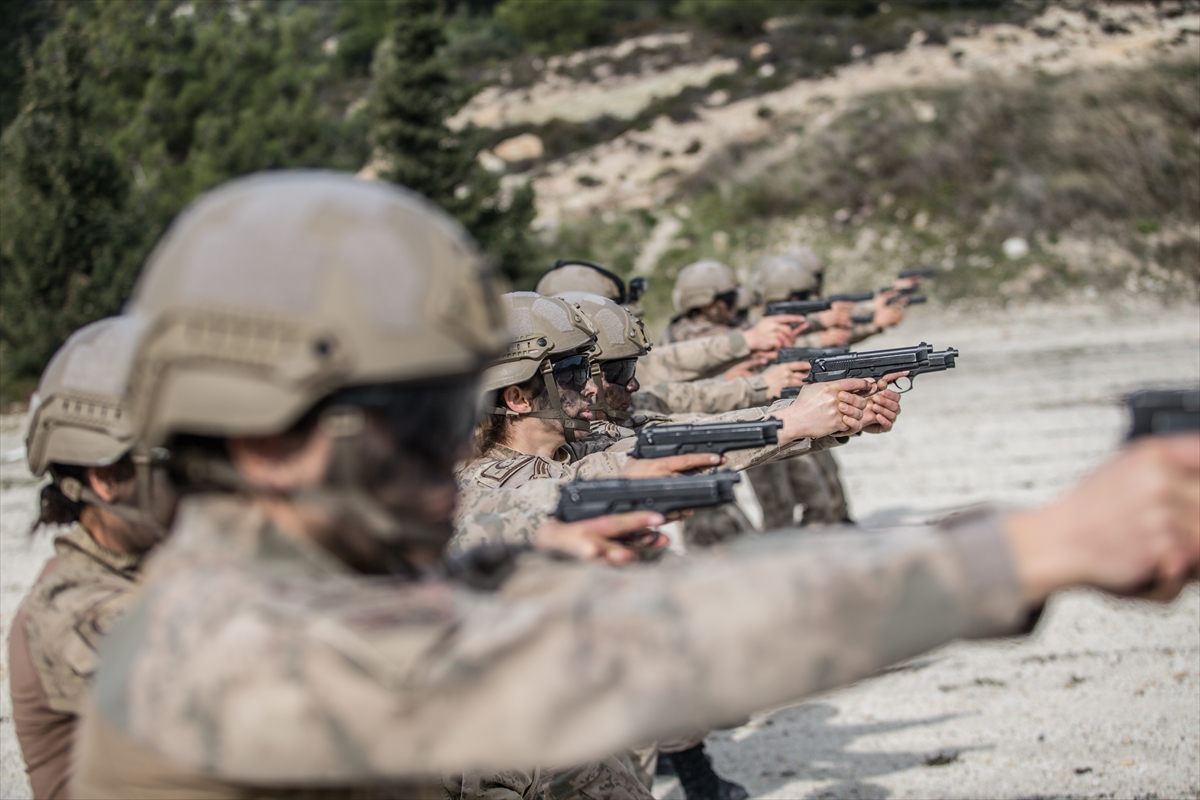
[
  {"xmin": 317, "ymin": 407, "xmax": 454, "ymax": 549},
  {"xmin": 488, "ymin": 359, "xmax": 592, "ymax": 442},
  {"xmin": 57, "ymin": 472, "xmax": 167, "ymax": 548},
  {"xmin": 171, "ymin": 410, "xmax": 454, "ymax": 562}
]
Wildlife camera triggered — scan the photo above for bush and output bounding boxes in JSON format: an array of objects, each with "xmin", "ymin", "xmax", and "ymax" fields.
[
  {"xmin": 674, "ymin": 0, "xmax": 795, "ymax": 36},
  {"xmin": 495, "ymin": 0, "xmax": 609, "ymax": 52}
]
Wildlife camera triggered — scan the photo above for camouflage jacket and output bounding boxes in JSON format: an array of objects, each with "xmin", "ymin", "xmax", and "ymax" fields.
[
  {"xmin": 637, "ymin": 331, "xmax": 750, "ymax": 385},
  {"xmin": 451, "ymin": 409, "xmax": 837, "ymax": 554},
  {"xmin": 658, "ymin": 316, "xmax": 736, "ymax": 348},
  {"xmin": 9, "ymin": 524, "xmax": 142, "ymax": 799},
  {"xmin": 632, "ymin": 374, "xmax": 770, "ymax": 415},
  {"xmin": 76, "ymin": 495, "xmax": 1030, "ymax": 797}
]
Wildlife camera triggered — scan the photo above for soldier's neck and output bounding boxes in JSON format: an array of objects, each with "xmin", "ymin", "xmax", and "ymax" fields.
[{"xmin": 503, "ymin": 417, "xmax": 566, "ymax": 458}]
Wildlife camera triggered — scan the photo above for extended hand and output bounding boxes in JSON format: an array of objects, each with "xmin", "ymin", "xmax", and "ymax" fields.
[
  {"xmin": 815, "ymin": 306, "xmax": 854, "ymax": 330},
  {"xmin": 872, "ymin": 291, "xmax": 905, "ymax": 328},
  {"xmin": 1005, "ymin": 434, "xmax": 1200, "ymax": 605},
  {"xmin": 722, "ymin": 354, "xmax": 773, "ymax": 380},
  {"xmin": 770, "ymin": 378, "xmax": 871, "ymax": 442},
  {"xmin": 744, "ymin": 315, "xmax": 807, "ymax": 351},
  {"xmin": 861, "ymin": 387, "xmax": 902, "ymax": 433},
  {"xmin": 762, "ymin": 361, "xmax": 810, "ymax": 398},
  {"xmin": 621, "ymin": 452, "xmax": 726, "ymax": 478},
  {"xmin": 818, "ymin": 327, "xmax": 853, "ymax": 347},
  {"xmin": 536, "ymin": 511, "xmax": 668, "ymax": 565}
]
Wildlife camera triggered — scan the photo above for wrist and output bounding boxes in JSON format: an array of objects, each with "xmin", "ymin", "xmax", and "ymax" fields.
[{"xmin": 1003, "ymin": 506, "xmax": 1080, "ymax": 606}]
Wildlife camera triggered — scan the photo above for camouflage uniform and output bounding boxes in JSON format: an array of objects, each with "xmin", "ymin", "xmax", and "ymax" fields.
[
  {"xmin": 8, "ymin": 525, "xmax": 143, "ymax": 799},
  {"xmin": 452, "ymin": 404, "xmax": 838, "ymax": 554},
  {"xmin": 632, "ymin": 374, "xmax": 769, "ymax": 416},
  {"xmin": 658, "ymin": 316, "xmax": 735, "ymax": 348},
  {"xmin": 75, "ymin": 495, "xmax": 1030, "ymax": 797},
  {"xmin": 637, "ymin": 331, "xmax": 751, "ymax": 384}
]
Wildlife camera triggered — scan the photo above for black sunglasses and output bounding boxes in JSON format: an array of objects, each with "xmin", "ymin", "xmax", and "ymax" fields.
[
  {"xmin": 600, "ymin": 358, "xmax": 637, "ymax": 387},
  {"xmin": 551, "ymin": 354, "xmax": 591, "ymax": 390},
  {"xmin": 714, "ymin": 290, "xmax": 739, "ymax": 308}
]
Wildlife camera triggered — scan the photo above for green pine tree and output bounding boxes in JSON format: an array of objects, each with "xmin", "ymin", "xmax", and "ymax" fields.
[
  {"xmin": 369, "ymin": 0, "xmax": 535, "ymax": 281},
  {"xmin": 0, "ymin": 12, "xmax": 148, "ymax": 379}
]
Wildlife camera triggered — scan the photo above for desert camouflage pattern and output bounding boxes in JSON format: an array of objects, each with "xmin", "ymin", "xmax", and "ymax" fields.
[
  {"xmin": 450, "ymin": 480, "xmax": 563, "ymax": 557},
  {"xmin": 632, "ymin": 373, "xmax": 770, "ymax": 415},
  {"xmin": 658, "ymin": 315, "xmax": 736, "ymax": 347},
  {"xmin": 15, "ymin": 524, "xmax": 142, "ymax": 714},
  {"xmin": 542, "ymin": 755, "xmax": 653, "ymax": 800},
  {"xmin": 75, "ymin": 495, "xmax": 1029, "ymax": 795},
  {"xmin": 451, "ymin": 406, "xmax": 835, "ymax": 555},
  {"xmin": 637, "ymin": 331, "xmax": 750, "ymax": 384}
]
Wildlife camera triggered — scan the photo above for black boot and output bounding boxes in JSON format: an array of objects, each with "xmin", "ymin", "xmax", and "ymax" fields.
[{"xmin": 668, "ymin": 743, "xmax": 749, "ymax": 800}]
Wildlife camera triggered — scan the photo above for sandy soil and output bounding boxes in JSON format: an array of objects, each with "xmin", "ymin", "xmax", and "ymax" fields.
[
  {"xmin": 1, "ymin": 299, "xmax": 1197, "ymax": 798},
  {"xmin": 656, "ymin": 299, "xmax": 1200, "ymax": 800}
]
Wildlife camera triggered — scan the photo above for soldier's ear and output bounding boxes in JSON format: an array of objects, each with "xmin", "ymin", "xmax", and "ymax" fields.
[{"xmin": 502, "ymin": 385, "xmax": 532, "ymax": 414}]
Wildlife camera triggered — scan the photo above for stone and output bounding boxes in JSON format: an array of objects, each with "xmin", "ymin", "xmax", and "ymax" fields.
[{"xmin": 493, "ymin": 133, "xmax": 545, "ymax": 163}]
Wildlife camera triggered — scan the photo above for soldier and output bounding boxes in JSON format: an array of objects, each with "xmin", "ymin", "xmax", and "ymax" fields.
[
  {"xmin": 660, "ymin": 260, "xmax": 742, "ymax": 345},
  {"xmin": 535, "ymin": 259, "xmax": 646, "ymax": 320},
  {"xmin": 659, "ymin": 261, "xmax": 776, "ymax": 547},
  {"xmin": 751, "ymin": 249, "xmax": 930, "ymax": 527},
  {"xmin": 74, "ymin": 172, "xmax": 1200, "ymax": 799},
  {"xmin": 456, "ymin": 293, "xmax": 883, "ymax": 555},
  {"xmin": 536, "ymin": 258, "xmax": 808, "ymax": 411},
  {"xmin": 9, "ymin": 316, "xmax": 172, "ymax": 799}
]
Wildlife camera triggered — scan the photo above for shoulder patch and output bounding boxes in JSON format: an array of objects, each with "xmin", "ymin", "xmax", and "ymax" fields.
[{"xmin": 476, "ymin": 456, "xmax": 553, "ymax": 489}]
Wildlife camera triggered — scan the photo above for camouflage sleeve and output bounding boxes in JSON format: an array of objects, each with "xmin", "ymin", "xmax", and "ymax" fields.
[
  {"xmin": 637, "ymin": 332, "xmax": 750, "ymax": 385},
  {"xmin": 105, "ymin": 511, "xmax": 1028, "ymax": 780},
  {"xmin": 631, "ymin": 375, "xmax": 769, "ymax": 415},
  {"xmin": 451, "ymin": 479, "xmax": 564, "ymax": 554},
  {"xmin": 790, "ymin": 330, "xmax": 824, "ymax": 347},
  {"xmin": 849, "ymin": 321, "xmax": 882, "ymax": 344}
]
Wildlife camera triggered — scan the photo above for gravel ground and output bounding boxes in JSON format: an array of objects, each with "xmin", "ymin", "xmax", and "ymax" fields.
[
  {"xmin": 1, "ymin": 299, "xmax": 1197, "ymax": 799},
  {"xmin": 657, "ymin": 299, "xmax": 1200, "ymax": 800}
]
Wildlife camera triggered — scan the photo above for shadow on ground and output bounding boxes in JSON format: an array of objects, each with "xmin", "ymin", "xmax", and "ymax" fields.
[{"xmin": 693, "ymin": 702, "xmax": 981, "ymax": 800}]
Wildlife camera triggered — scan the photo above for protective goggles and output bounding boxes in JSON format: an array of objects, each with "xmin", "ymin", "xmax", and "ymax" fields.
[
  {"xmin": 323, "ymin": 376, "xmax": 482, "ymax": 464},
  {"xmin": 600, "ymin": 358, "xmax": 637, "ymax": 387},
  {"xmin": 550, "ymin": 354, "xmax": 592, "ymax": 390},
  {"xmin": 714, "ymin": 290, "xmax": 739, "ymax": 308}
]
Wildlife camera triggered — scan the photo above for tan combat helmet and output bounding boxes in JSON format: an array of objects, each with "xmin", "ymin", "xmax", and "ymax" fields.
[
  {"xmin": 25, "ymin": 314, "xmax": 165, "ymax": 537},
  {"xmin": 482, "ymin": 292, "xmax": 598, "ymax": 441},
  {"xmin": 26, "ymin": 316, "xmax": 145, "ymax": 477},
  {"xmin": 536, "ymin": 259, "xmax": 648, "ymax": 319},
  {"xmin": 671, "ymin": 259, "xmax": 738, "ymax": 315},
  {"xmin": 554, "ymin": 291, "xmax": 650, "ymax": 423},
  {"xmin": 752, "ymin": 248, "xmax": 826, "ymax": 304},
  {"xmin": 122, "ymin": 171, "xmax": 509, "ymax": 546},
  {"xmin": 126, "ymin": 171, "xmax": 508, "ymax": 449}
]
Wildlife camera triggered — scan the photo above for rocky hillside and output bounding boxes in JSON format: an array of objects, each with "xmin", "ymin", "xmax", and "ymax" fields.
[{"xmin": 460, "ymin": 2, "xmax": 1200, "ymax": 324}]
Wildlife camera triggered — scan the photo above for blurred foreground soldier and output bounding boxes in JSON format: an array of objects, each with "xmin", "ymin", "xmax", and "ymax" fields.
[
  {"xmin": 10, "ymin": 316, "xmax": 173, "ymax": 799},
  {"xmin": 75, "ymin": 172, "xmax": 1200, "ymax": 799},
  {"xmin": 661, "ymin": 260, "xmax": 741, "ymax": 344}
]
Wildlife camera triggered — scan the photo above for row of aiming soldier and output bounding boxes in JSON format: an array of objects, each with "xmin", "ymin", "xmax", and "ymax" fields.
[{"xmin": 9, "ymin": 171, "xmax": 1200, "ymax": 800}]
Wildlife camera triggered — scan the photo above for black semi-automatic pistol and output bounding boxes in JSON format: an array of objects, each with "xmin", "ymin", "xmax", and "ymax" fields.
[
  {"xmin": 765, "ymin": 299, "xmax": 833, "ymax": 317},
  {"xmin": 773, "ymin": 346, "xmax": 851, "ymax": 364},
  {"xmin": 898, "ymin": 268, "xmax": 937, "ymax": 279},
  {"xmin": 554, "ymin": 473, "xmax": 742, "ymax": 522},
  {"xmin": 806, "ymin": 343, "xmax": 959, "ymax": 392},
  {"xmin": 632, "ymin": 420, "xmax": 784, "ymax": 459},
  {"xmin": 1125, "ymin": 388, "xmax": 1200, "ymax": 440}
]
